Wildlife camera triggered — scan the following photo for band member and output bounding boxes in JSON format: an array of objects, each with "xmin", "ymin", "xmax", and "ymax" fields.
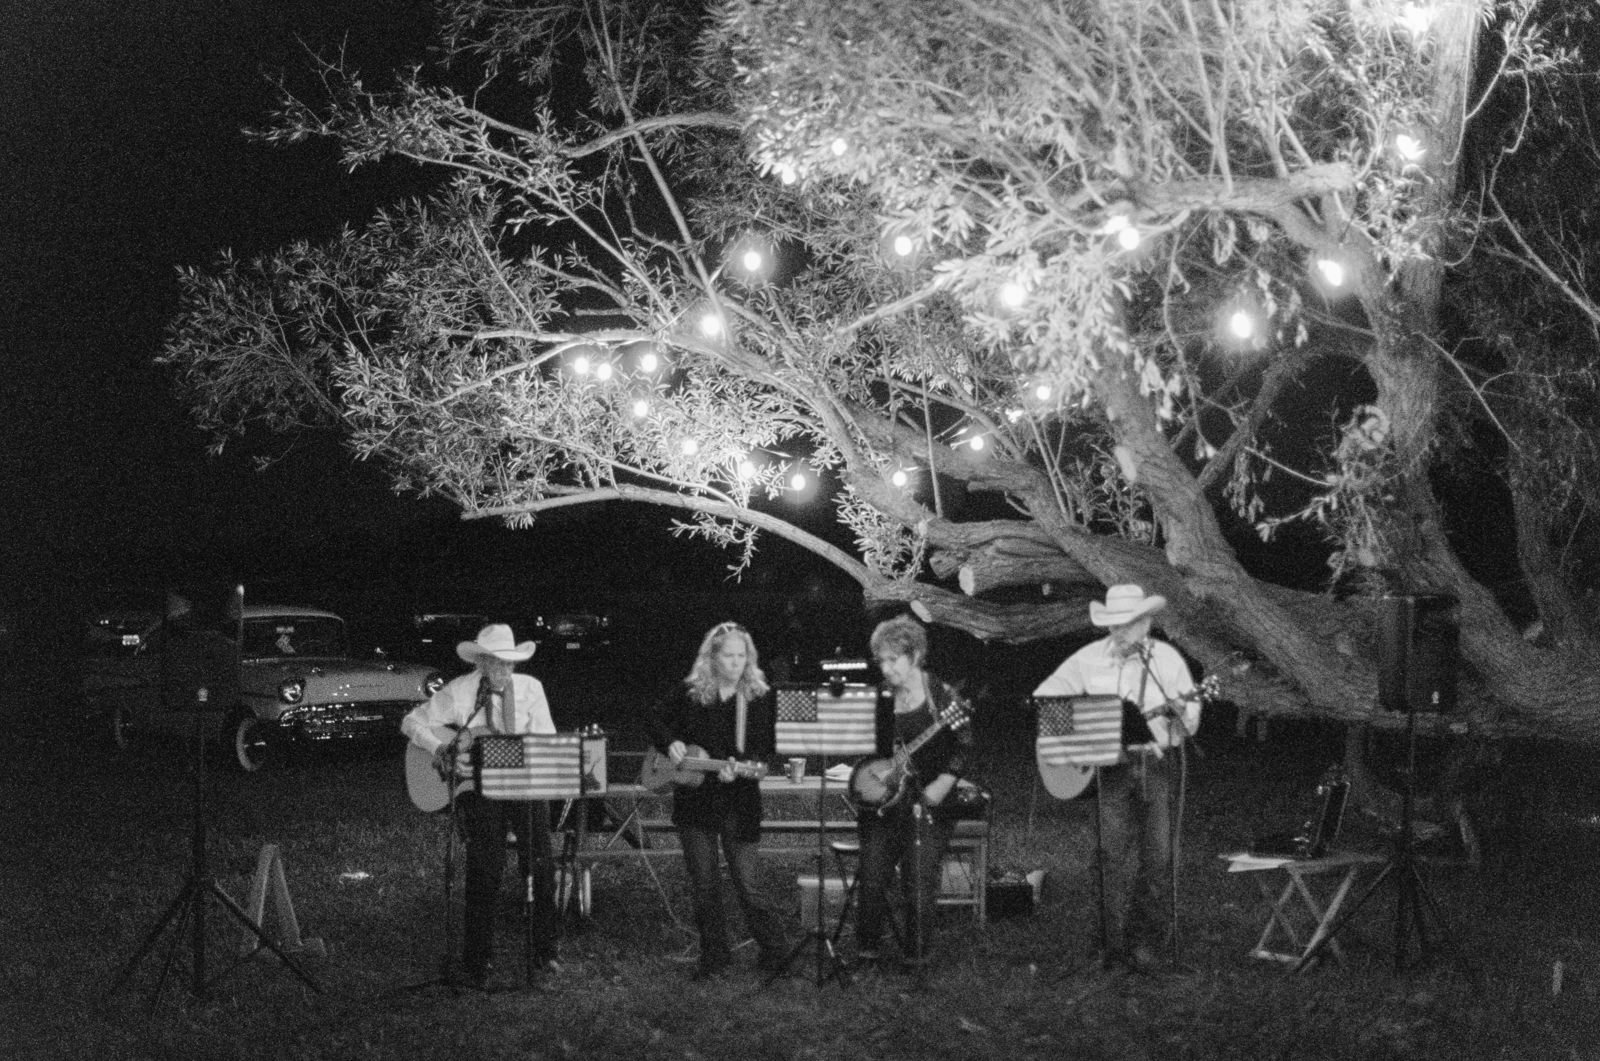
[
  {"xmin": 1033, "ymin": 585, "xmax": 1199, "ymax": 973},
  {"xmin": 647, "ymin": 622, "xmax": 791, "ymax": 980},
  {"xmin": 855, "ymin": 615, "xmax": 972, "ymax": 968},
  {"xmin": 400, "ymin": 624, "xmax": 559, "ymax": 990}
]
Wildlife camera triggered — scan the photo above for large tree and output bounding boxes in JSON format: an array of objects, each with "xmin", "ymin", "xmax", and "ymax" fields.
[{"xmin": 164, "ymin": 0, "xmax": 1592, "ymax": 752}]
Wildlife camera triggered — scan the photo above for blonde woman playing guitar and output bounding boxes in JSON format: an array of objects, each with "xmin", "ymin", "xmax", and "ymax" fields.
[
  {"xmin": 853, "ymin": 615, "xmax": 975, "ymax": 969},
  {"xmin": 644, "ymin": 622, "xmax": 791, "ymax": 981}
]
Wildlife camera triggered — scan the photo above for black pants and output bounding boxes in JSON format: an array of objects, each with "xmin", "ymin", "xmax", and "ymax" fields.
[
  {"xmin": 678, "ymin": 813, "xmax": 789, "ymax": 969},
  {"xmin": 856, "ymin": 805, "xmax": 954, "ymax": 960},
  {"xmin": 457, "ymin": 793, "xmax": 558, "ymax": 975}
]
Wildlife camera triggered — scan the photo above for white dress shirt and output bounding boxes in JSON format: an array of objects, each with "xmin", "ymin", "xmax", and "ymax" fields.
[
  {"xmin": 401, "ymin": 670, "xmax": 555, "ymax": 756},
  {"xmin": 1032, "ymin": 636, "xmax": 1199, "ymax": 752}
]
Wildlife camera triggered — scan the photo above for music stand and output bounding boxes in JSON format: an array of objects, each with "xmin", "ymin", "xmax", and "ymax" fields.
[
  {"xmin": 766, "ymin": 683, "xmax": 877, "ymax": 987},
  {"xmin": 474, "ymin": 732, "xmax": 587, "ymax": 987},
  {"xmin": 1033, "ymin": 695, "xmax": 1124, "ymax": 968},
  {"xmin": 109, "ymin": 585, "xmax": 320, "ymax": 1009}
]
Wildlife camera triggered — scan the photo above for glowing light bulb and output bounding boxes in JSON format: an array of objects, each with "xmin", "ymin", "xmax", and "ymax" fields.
[
  {"xmin": 969, "ymin": 434, "xmax": 986, "ymax": 452},
  {"xmin": 779, "ymin": 163, "xmax": 798, "ymax": 185},
  {"xmin": 830, "ymin": 137, "xmax": 847, "ymax": 157},
  {"xmin": 1228, "ymin": 310, "xmax": 1256, "ymax": 340},
  {"xmin": 999, "ymin": 281, "xmax": 1028, "ymax": 309},
  {"xmin": 738, "ymin": 458, "xmax": 757, "ymax": 479},
  {"xmin": 1034, "ymin": 384, "xmax": 1052, "ymax": 402},
  {"xmin": 1316, "ymin": 258, "xmax": 1346, "ymax": 287},
  {"xmin": 699, "ymin": 311, "xmax": 724, "ymax": 338},
  {"xmin": 631, "ymin": 398, "xmax": 650, "ymax": 418},
  {"xmin": 892, "ymin": 234, "xmax": 915, "ymax": 257},
  {"xmin": 742, "ymin": 248, "xmax": 764, "ymax": 272},
  {"xmin": 681, "ymin": 438, "xmax": 700, "ymax": 457},
  {"xmin": 595, "ymin": 361, "xmax": 614, "ymax": 382},
  {"xmin": 572, "ymin": 355, "xmax": 591, "ymax": 376},
  {"xmin": 639, "ymin": 351, "xmax": 659, "ymax": 373},
  {"xmin": 1395, "ymin": 133, "xmax": 1425, "ymax": 162},
  {"xmin": 1116, "ymin": 225, "xmax": 1142, "ymax": 251},
  {"xmin": 789, "ymin": 471, "xmax": 808, "ymax": 491},
  {"xmin": 891, "ymin": 469, "xmax": 909, "ymax": 488},
  {"xmin": 1398, "ymin": 3, "xmax": 1434, "ymax": 37}
]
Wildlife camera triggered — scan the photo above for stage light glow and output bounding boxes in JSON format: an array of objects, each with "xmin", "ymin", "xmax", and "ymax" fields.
[
  {"xmin": 1315, "ymin": 257, "xmax": 1346, "ymax": 288},
  {"xmin": 631, "ymin": 398, "xmax": 650, "ymax": 418},
  {"xmin": 999, "ymin": 281, "xmax": 1028, "ymax": 309}
]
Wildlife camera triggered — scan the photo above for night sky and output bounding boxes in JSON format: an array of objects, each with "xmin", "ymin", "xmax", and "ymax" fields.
[{"xmin": 1, "ymin": 1, "xmax": 462, "ymax": 610}]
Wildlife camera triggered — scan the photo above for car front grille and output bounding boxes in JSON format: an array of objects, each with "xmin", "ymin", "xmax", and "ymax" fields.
[{"xmin": 277, "ymin": 700, "xmax": 417, "ymax": 741}]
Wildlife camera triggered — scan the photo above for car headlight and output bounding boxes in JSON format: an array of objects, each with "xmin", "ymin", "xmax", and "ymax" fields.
[
  {"xmin": 279, "ymin": 678, "xmax": 306, "ymax": 705},
  {"xmin": 423, "ymin": 672, "xmax": 447, "ymax": 696}
]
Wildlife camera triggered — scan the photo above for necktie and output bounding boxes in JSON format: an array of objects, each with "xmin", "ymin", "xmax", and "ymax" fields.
[{"xmin": 500, "ymin": 677, "xmax": 517, "ymax": 733}]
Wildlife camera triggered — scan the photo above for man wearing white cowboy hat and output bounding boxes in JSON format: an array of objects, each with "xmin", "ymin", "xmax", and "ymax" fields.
[
  {"xmin": 1033, "ymin": 584, "xmax": 1200, "ymax": 973},
  {"xmin": 402, "ymin": 623, "xmax": 559, "ymax": 989}
]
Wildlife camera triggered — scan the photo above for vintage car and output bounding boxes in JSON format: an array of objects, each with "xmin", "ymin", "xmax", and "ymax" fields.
[
  {"xmin": 530, "ymin": 611, "xmax": 614, "ymax": 655},
  {"xmin": 82, "ymin": 603, "xmax": 445, "ymax": 772}
]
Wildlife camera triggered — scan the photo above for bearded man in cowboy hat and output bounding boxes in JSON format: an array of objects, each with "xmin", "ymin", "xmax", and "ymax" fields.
[
  {"xmin": 401, "ymin": 623, "xmax": 559, "ymax": 989},
  {"xmin": 1033, "ymin": 584, "xmax": 1200, "ymax": 974}
]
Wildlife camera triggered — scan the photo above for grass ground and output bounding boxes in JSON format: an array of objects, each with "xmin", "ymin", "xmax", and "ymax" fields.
[{"xmin": 3, "ymin": 662, "xmax": 1598, "ymax": 1061}]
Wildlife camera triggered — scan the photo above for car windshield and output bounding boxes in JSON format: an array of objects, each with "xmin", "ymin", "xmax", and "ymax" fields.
[{"xmin": 241, "ymin": 616, "xmax": 347, "ymax": 659}]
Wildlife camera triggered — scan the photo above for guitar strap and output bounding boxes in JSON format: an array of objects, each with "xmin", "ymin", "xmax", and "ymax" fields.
[{"xmin": 734, "ymin": 691, "xmax": 747, "ymax": 755}]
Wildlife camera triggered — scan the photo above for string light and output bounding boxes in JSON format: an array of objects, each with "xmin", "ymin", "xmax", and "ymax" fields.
[
  {"xmin": 737, "ymin": 458, "xmax": 758, "ymax": 479},
  {"xmin": 892, "ymin": 234, "xmax": 915, "ymax": 257},
  {"xmin": 891, "ymin": 469, "xmax": 910, "ymax": 488},
  {"xmin": 1315, "ymin": 258, "xmax": 1346, "ymax": 288},
  {"xmin": 681, "ymin": 438, "xmax": 700, "ymax": 456},
  {"xmin": 999, "ymin": 281, "xmax": 1028, "ymax": 309},
  {"xmin": 789, "ymin": 470, "xmax": 808, "ymax": 492},
  {"xmin": 779, "ymin": 163, "xmax": 798, "ymax": 185},
  {"xmin": 1228, "ymin": 309, "xmax": 1257, "ymax": 340},
  {"xmin": 572, "ymin": 355, "xmax": 591, "ymax": 376},
  {"xmin": 1034, "ymin": 383, "xmax": 1052, "ymax": 402},
  {"xmin": 594, "ymin": 361, "xmax": 614, "ymax": 382},
  {"xmin": 1395, "ymin": 133, "xmax": 1426, "ymax": 163},
  {"xmin": 830, "ymin": 137, "xmax": 847, "ymax": 157},
  {"xmin": 631, "ymin": 398, "xmax": 650, "ymax": 418},
  {"xmin": 638, "ymin": 350, "xmax": 660, "ymax": 373},
  {"xmin": 699, "ymin": 311, "xmax": 724, "ymax": 338},
  {"xmin": 969, "ymin": 434, "xmax": 986, "ymax": 452},
  {"xmin": 742, "ymin": 248, "xmax": 764, "ymax": 272},
  {"xmin": 1398, "ymin": 3, "xmax": 1434, "ymax": 37}
]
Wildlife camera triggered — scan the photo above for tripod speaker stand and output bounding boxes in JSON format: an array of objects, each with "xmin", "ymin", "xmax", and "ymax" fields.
[
  {"xmin": 1296, "ymin": 594, "xmax": 1475, "ymax": 980},
  {"xmin": 109, "ymin": 686, "xmax": 320, "ymax": 1009}
]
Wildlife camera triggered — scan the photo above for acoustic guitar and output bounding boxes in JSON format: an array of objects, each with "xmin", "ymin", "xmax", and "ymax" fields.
[
  {"xmin": 405, "ymin": 724, "xmax": 487, "ymax": 813},
  {"xmin": 639, "ymin": 745, "xmax": 769, "ymax": 794},
  {"xmin": 847, "ymin": 697, "xmax": 972, "ymax": 814},
  {"xmin": 1035, "ymin": 675, "xmax": 1219, "ymax": 800}
]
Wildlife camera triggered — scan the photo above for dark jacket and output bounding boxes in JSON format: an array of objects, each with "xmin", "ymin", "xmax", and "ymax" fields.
[
  {"xmin": 647, "ymin": 683, "xmax": 776, "ymax": 840},
  {"xmin": 870, "ymin": 672, "xmax": 972, "ymax": 811}
]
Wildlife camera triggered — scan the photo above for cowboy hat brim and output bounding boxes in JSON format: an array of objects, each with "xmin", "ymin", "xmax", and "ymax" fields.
[
  {"xmin": 1089, "ymin": 594, "xmax": 1167, "ymax": 628},
  {"xmin": 457, "ymin": 640, "xmax": 537, "ymax": 664}
]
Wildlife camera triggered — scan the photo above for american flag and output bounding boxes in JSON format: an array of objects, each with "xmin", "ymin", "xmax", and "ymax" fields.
[
  {"xmin": 1034, "ymin": 695, "xmax": 1124, "ymax": 768},
  {"xmin": 473, "ymin": 733, "xmax": 585, "ymax": 800},
  {"xmin": 775, "ymin": 684, "xmax": 877, "ymax": 757}
]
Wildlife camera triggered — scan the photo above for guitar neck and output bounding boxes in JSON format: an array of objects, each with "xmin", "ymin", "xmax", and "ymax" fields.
[{"xmin": 679, "ymin": 756, "xmax": 764, "ymax": 775}]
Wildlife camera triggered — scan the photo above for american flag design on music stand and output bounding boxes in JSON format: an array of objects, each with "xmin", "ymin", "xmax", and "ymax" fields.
[
  {"xmin": 1034, "ymin": 695, "xmax": 1124, "ymax": 768},
  {"xmin": 473, "ymin": 733, "xmax": 585, "ymax": 800},
  {"xmin": 775, "ymin": 685, "xmax": 877, "ymax": 757}
]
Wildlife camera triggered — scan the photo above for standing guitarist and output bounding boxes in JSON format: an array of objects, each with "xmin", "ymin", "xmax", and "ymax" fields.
[
  {"xmin": 1032, "ymin": 585, "xmax": 1199, "ymax": 974},
  {"xmin": 645, "ymin": 622, "xmax": 791, "ymax": 980},
  {"xmin": 856, "ymin": 615, "xmax": 973, "ymax": 970},
  {"xmin": 400, "ymin": 623, "xmax": 559, "ymax": 990}
]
